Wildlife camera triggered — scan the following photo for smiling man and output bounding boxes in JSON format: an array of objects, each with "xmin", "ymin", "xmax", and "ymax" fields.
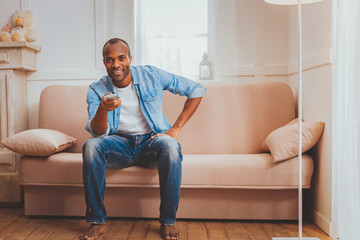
[{"xmin": 80, "ymin": 38, "xmax": 206, "ymax": 240}]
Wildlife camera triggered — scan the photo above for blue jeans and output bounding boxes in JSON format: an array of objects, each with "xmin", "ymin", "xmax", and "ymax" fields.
[{"xmin": 82, "ymin": 133, "xmax": 182, "ymax": 225}]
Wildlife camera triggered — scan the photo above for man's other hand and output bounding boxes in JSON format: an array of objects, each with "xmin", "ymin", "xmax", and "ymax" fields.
[{"xmin": 151, "ymin": 127, "xmax": 181, "ymax": 140}]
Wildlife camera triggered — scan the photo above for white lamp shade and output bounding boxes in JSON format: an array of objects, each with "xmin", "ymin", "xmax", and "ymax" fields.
[{"xmin": 265, "ymin": 0, "xmax": 322, "ymax": 5}]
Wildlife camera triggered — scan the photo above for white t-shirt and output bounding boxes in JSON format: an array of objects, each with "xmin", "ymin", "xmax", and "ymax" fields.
[{"xmin": 115, "ymin": 81, "xmax": 152, "ymax": 135}]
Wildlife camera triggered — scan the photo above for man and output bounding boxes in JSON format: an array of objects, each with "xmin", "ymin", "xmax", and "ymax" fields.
[{"xmin": 80, "ymin": 38, "xmax": 206, "ymax": 240}]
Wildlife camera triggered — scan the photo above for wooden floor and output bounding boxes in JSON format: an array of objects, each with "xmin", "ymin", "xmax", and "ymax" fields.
[{"xmin": 0, "ymin": 207, "xmax": 332, "ymax": 240}]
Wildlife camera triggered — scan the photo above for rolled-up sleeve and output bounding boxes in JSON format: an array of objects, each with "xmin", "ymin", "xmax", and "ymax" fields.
[
  {"xmin": 156, "ymin": 67, "xmax": 206, "ymax": 98},
  {"xmin": 85, "ymin": 120, "xmax": 110, "ymax": 137}
]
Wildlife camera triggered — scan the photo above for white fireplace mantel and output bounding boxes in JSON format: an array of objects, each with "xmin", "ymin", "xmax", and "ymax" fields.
[{"xmin": 0, "ymin": 41, "xmax": 40, "ymax": 204}]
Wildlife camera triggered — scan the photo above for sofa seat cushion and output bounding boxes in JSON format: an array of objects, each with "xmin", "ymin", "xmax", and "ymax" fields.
[{"xmin": 19, "ymin": 153, "xmax": 313, "ymax": 189}]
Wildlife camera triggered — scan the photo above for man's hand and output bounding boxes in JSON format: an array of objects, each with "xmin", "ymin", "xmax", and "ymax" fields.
[
  {"xmin": 165, "ymin": 127, "xmax": 181, "ymax": 139},
  {"xmin": 151, "ymin": 127, "xmax": 181, "ymax": 140},
  {"xmin": 90, "ymin": 93, "xmax": 121, "ymax": 135},
  {"xmin": 100, "ymin": 93, "xmax": 121, "ymax": 111}
]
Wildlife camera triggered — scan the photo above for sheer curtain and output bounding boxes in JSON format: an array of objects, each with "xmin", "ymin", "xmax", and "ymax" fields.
[
  {"xmin": 103, "ymin": 0, "xmax": 135, "ymax": 52},
  {"xmin": 333, "ymin": 0, "xmax": 360, "ymax": 239},
  {"xmin": 134, "ymin": 0, "xmax": 208, "ymax": 79}
]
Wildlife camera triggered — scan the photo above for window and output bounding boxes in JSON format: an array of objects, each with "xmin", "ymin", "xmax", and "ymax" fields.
[{"xmin": 134, "ymin": 0, "xmax": 208, "ymax": 79}]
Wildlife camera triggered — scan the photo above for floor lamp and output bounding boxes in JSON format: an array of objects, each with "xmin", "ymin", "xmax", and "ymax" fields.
[{"xmin": 264, "ymin": 0, "xmax": 322, "ymax": 240}]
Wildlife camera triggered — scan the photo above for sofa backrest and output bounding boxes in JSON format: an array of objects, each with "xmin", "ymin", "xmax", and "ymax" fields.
[
  {"xmin": 165, "ymin": 82, "xmax": 295, "ymax": 154},
  {"xmin": 38, "ymin": 82, "xmax": 294, "ymax": 154},
  {"xmin": 39, "ymin": 85, "xmax": 90, "ymax": 153}
]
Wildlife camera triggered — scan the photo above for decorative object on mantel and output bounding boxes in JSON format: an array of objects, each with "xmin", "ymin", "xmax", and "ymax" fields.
[
  {"xmin": 0, "ymin": 10, "xmax": 37, "ymax": 43},
  {"xmin": 0, "ymin": 41, "xmax": 40, "ymax": 203}
]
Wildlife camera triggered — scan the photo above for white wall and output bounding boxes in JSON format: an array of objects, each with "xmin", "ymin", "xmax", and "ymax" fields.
[
  {"xmin": 0, "ymin": 0, "xmax": 20, "ymax": 24},
  {"xmin": 214, "ymin": 0, "xmax": 289, "ymax": 82},
  {"xmin": 287, "ymin": 0, "xmax": 333, "ymax": 236},
  {"xmin": 26, "ymin": 0, "xmax": 102, "ymax": 129}
]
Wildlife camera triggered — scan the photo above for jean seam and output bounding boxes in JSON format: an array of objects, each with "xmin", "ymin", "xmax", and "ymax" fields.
[
  {"xmin": 160, "ymin": 220, "xmax": 176, "ymax": 225},
  {"xmin": 87, "ymin": 219, "xmax": 106, "ymax": 225}
]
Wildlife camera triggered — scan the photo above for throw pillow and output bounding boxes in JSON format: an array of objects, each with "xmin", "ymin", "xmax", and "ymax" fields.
[
  {"xmin": 263, "ymin": 119, "xmax": 325, "ymax": 162},
  {"xmin": 1, "ymin": 129, "xmax": 77, "ymax": 156}
]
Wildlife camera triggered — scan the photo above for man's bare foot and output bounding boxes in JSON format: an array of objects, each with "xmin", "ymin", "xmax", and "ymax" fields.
[
  {"xmin": 160, "ymin": 224, "xmax": 181, "ymax": 240},
  {"xmin": 79, "ymin": 224, "xmax": 107, "ymax": 240}
]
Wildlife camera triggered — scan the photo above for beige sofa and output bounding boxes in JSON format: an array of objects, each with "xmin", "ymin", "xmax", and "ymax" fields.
[{"xmin": 19, "ymin": 82, "xmax": 315, "ymax": 220}]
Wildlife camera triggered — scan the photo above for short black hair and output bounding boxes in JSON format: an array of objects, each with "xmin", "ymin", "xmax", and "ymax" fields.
[{"xmin": 102, "ymin": 38, "xmax": 131, "ymax": 58}]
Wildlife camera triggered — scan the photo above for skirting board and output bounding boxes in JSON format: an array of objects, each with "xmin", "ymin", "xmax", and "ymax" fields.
[
  {"xmin": 272, "ymin": 238, "xmax": 320, "ymax": 240},
  {"xmin": 304, "ymin": 204, "xmax": 332, "ymax": 236}
]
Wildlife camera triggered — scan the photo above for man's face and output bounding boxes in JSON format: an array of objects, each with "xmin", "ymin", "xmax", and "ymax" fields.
[{"xmin": 103, "ymin": 42, "xmax": 132, "ymax": 88}]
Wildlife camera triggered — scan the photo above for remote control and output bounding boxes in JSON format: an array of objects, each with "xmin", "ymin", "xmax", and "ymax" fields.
[{"xmin": 106, "ymin": 93, "xmax": 118, "ymax": 100}]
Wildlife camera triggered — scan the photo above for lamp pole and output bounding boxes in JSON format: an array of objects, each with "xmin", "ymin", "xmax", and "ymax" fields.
[
  {"xmin": 297, "ymin": 1, "xmax": 304, "ymax": 238},
  {"xmin": 264, "ymin": 0, "xmax": 322, "ymax": 239}
]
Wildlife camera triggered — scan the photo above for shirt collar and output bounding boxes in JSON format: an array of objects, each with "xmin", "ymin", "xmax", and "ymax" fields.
[
  {"xmin": 130, "ymin": 65, "xmax": 140, "ymax": 85},
  {"xmin": 106, "ymin": 75, "xmax": 117, "ymax": 93}
]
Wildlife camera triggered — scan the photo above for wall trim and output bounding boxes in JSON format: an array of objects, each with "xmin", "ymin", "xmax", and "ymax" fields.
[
  {"xmin": 254, "ymin": 0, "xmax": 265, "ymax": 67},
  {"xmin": 305, "ymin": 204, "xmax": 333, "ymax": 237},
  {"xmin": 27, "ymin": 69, "xmax": 106, "ymax": 81},
  {"xmin": 288, "ymin": 48, "xmax": 332, "ymax": 74},
  {"xmin": 216, "ymin": 48, "xmax": 331, "ymax": 78},
  {"xmin": 95, "ymin": 0, "xmax": 105, "ymax": 70},
  {"xmin": 27, "ymin": 49, "xmax": 331, "ymax": 81},
  {"xmin": 217, "ymin": 64, "xmax": 288, "ymax": 77},
  {"xmin": 20, "ymin": 0, "xmax": 31, "ymax": 10}
]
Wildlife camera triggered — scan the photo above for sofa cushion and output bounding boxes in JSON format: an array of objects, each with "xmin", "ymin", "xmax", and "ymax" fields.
[
  {"xmin": 38, "ymin": 85, "xmax": 91, "ymax": 153},
  {"xmin": 19, "ymin": 152, "xmax": 313, "ymax": 188},
  {"xmin": 1, "ymin": 129, "xmax": 77, "ymax": 156},
  {"xmin": 263, "ymin": 119, "xmax": 325, "ymax": 162}
]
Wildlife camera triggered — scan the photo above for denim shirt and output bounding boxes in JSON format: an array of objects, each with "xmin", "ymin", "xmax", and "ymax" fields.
[{"xmin": 85, "ymin": 65, "xmax": 206, "ymax": 136}]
